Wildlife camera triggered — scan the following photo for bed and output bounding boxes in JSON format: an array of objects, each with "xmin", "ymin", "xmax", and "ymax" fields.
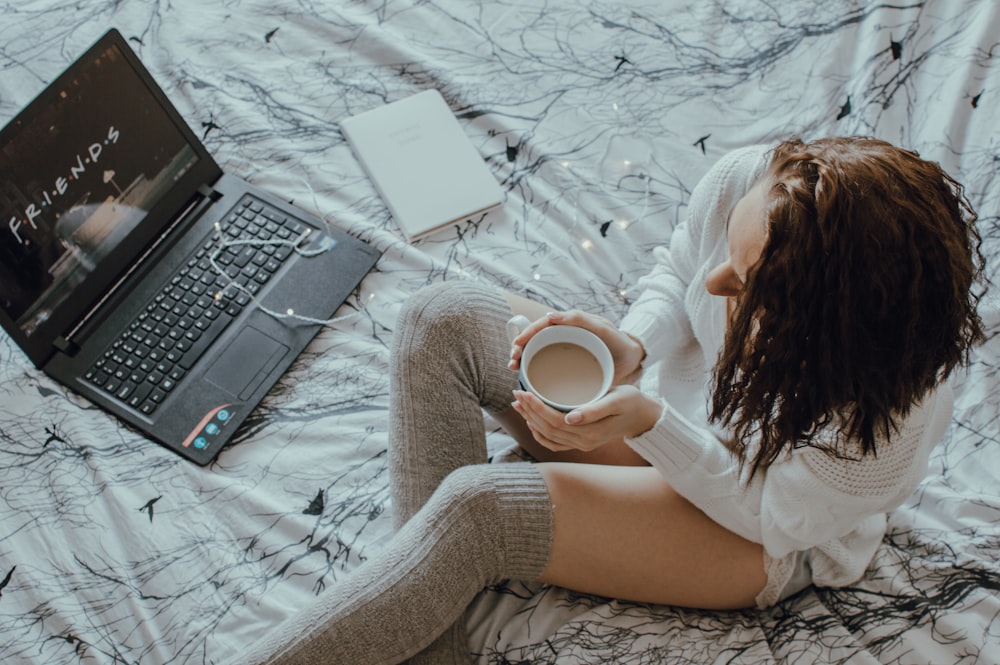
[{"xmin": 2, "ymin": 1, "xmax": 998, "ymax": 663}]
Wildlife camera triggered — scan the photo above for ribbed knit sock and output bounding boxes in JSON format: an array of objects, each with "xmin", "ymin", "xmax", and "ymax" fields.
[
  {"xmin": 389, "ymin": 281, "xmax": 520, "ymax": 528},
  {"xmin": 239, "ymin": 463, "xmax": 551, "ymax": 665},
  {"xmin": 388, "ymin": 281, "xmax": 533, "ymax": 664},
  {"xmin": 235, "ymin": 282, "xmax": 551, "ymax": 665}
]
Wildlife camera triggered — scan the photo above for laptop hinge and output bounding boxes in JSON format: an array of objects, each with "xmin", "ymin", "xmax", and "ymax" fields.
[
  {"xmin": 199, "ymin": 183, "xmax": 222, "ymax": 201},
  {"xmin": 54, "ymin": 336, "xmax": 79, "ymax": 355}
]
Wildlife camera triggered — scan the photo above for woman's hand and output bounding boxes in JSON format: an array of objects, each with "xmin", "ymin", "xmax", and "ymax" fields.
[
  {"xmin": 511, "ymin": 384, "xmax": 663, "ymax": 453},
  {"xmin": 508, "ymin": 310, "xmax": 646, "ymax": 386}
]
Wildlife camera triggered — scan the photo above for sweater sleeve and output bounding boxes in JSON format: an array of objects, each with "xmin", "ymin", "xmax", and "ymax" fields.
[
  {"xmin": 619, "ymin": 144, "xmax": 771, "ymax": 364},
  {"xmin": 615, "ymin": 209, "xmax": 699, "ymax": 364},
  {"xmin": 624, "ymin": 385, "xmax": 951, "ymax": 558}
]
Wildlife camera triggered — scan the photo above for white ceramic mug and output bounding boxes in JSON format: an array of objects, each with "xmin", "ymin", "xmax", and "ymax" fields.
[{"xmin": 506, "ymin": 315, "xmax": 614, "ymax": 412}]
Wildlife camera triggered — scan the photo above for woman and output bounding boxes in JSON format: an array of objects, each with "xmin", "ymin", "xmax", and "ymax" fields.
[{"xmin": 238, "ymin": 137, "xmax": 984, "ymax": 664}]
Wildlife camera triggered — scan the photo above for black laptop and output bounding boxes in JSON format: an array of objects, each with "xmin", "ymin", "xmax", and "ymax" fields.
[{"xmin": 0, "ymin": 29, "xmax": 381, "ymax": 465}]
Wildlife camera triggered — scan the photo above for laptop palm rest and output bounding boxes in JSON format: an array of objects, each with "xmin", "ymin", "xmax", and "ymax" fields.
[{"xmin": 206, "ymin": 326, "xmax": 289, "ymax": 400}]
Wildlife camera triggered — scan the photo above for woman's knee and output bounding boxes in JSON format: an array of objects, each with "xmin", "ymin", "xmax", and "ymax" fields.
[
  {"xmin": 392, "ymin": 281, "xmax": 517, "ymax": 414},
  {"xmin": 396, "ymin": 282, "xmax": 496, "ymax": 347}
]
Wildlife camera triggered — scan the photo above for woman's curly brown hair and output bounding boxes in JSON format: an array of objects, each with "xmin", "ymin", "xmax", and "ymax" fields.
[{"xmin": 710, "ymin": 136, "xmax": 985, "ymax": 480}]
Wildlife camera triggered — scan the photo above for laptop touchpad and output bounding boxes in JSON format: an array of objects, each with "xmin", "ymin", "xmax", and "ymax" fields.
[{"xmin": 206, "ymin": 327, "xmax": 289, "ymax": 400}]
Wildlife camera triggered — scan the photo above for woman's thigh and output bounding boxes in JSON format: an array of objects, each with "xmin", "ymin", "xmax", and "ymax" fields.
[{"xmin": 536, "ymin": 463, "xmax": 766, "ymax": 610}]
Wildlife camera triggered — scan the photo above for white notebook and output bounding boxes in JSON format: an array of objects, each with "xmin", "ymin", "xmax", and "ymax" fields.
[{"xmin": 340, "ymin": 89, "xmax": 504, "ymax": 241}]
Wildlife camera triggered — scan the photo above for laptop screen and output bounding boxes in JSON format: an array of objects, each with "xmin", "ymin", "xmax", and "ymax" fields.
[
  {"xmin": 0, "ymin": 30, "xmax": 221, "ymax": 365},
  {"xmin": 0, "ymin": 41, "xmax": 197, "ymax": 336}
]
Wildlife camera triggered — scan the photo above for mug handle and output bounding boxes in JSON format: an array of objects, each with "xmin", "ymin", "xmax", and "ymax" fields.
[{"xmin": 505, "ymin": 315, "xmax": 531, "ymax": 344}]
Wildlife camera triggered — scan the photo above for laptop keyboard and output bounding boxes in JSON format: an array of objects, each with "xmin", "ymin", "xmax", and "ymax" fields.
[{"xmin": 82, "ymin": 195, "xmax": 305, "ymax": 415}]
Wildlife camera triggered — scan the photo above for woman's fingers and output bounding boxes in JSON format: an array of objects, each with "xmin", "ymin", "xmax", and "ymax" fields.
[
  {"xmin": 513, "ymin": 390, "xmax": 612, "ymax": 452},
  {"xmin": 509, "ymin": 309, "xmax": 619, "ymax": 371},
  {"xmin": 508, "ymin": 312, "xmax": 560, "ymax": 370},
  {"xmin": 512, "ymin": 391, "xmax": 572, "ymax": 449}
]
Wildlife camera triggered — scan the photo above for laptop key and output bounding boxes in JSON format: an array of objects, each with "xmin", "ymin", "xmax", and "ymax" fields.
[
  {"xmin": 129, "ymin": 382, "xmax": 153, "ymax": 407},
  {"xmin": 178, "ymin": 312, "xmax": 234, "ymax": 371},
  {"xmin": 116, "ymin": 381, "xmax": 136, "ymax": 401}
]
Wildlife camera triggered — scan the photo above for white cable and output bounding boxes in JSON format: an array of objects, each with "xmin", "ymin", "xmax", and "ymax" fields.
[{"xmin": 206, "ymin": 223, "xmax": 361, "ymax": 327}]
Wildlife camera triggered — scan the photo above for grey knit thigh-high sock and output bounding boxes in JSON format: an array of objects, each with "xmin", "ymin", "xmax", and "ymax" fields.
[
  {"xmin": 239, "ymin": 462, "xmax": 552, "ymax": 665},
  {"xmin": 388, "ymin": 281, "xmax": 531, "ymax": 664},
  {"xmin": 389, "ymin": 281, "xmax": 522, "ymax": 529},
  {"xmin": 235, "ymin": 282, "xmax": 552, "ymax": 665}
]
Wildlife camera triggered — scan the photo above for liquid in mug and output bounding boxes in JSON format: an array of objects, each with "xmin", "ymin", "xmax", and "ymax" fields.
[{"xmin": 526, "ymin": 342, "xmax": 604, "ymax": 406}]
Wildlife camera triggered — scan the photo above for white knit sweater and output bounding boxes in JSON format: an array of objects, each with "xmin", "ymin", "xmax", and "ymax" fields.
[{"xmin": 619, "ymin": 144, "xmax": 953, "ymax": 588}]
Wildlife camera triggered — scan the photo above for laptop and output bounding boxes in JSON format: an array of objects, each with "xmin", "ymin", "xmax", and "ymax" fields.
[{"xmin": 0, "ymin": 29, "xmax": 381, "ymax": 465}]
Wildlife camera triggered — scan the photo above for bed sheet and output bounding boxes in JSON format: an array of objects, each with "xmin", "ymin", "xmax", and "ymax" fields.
[{"xmin": 1, "ymin": 1, "xmax": 998, "ymax": 663}]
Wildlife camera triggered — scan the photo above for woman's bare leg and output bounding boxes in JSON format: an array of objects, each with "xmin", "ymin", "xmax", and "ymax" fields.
[{"xmin": 537, "ymin": 463, "xmax": 766, "ymax": 609}]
